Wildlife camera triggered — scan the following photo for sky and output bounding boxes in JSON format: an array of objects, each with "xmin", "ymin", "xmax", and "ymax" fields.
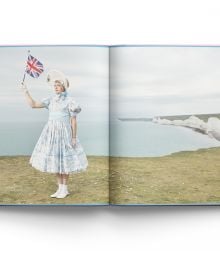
[
  {"xmin": 0, "ymin": 46, "xmax": 109, "ymax": 123},
  {"xmin": 110, "ymin": 46, "xmax": 220, "ymax": 119},
  {"xmin": 2, "ymin": 46, "xmax": 220, "ymax": 124}
]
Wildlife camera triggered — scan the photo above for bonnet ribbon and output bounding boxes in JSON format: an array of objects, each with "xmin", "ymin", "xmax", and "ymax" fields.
[{"xmin": 54, "ymin": 91, "xmax": 69, "ymax": 102}]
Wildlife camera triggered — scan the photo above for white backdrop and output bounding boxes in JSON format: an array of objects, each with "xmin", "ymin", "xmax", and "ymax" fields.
[{"xmin": 1, "ymin": 1, "xmax": 220, "ymax": 279}]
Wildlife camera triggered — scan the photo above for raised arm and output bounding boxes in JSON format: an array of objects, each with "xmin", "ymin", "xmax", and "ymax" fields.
[{"xmin": 21, "ymin": 82, "xmax": 45, "ymax": 108}]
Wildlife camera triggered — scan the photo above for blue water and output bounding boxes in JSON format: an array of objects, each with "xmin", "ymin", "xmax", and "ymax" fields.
[
  {"xmin": 1, "ymin": 119, "xmax": 220, "ymax": 157},
  {"xmin": 110, "ymin": 120, "xmax": 220, "ymax": 157},
  {"xmin": 0, "ymin": 120, "xmax": 109, "ymax": 156}
]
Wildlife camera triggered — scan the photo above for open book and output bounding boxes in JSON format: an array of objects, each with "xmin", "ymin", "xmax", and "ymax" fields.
[{"xmin": 1, "ymin": 44, "xmax": 220, "ymax": 206}]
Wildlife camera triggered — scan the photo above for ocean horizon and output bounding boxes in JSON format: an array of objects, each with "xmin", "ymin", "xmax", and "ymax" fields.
[{"xmin": 1, "ymin": 119, "xmax": 220, "ymax": 157}]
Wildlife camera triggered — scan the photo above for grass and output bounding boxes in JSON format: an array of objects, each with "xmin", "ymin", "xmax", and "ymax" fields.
[
  {"xmin": 0, "ymin": 156, "xmax": 109, "ymax": 205},
  {"xmin": 158, "ymin": 113, "xmax": 220, "ymax": 122},
  {"xmin": 109, "ymin": 147, "xmax": 220, "ymax": 205},
  {"xmin": 2, "ymin": 147, "xmax": 220, "ymax": 205}
]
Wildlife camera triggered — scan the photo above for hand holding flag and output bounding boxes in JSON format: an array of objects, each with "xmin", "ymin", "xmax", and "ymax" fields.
[{"xmin": 21, "ymin": 81, "xmax": 28, "ymax": 94}]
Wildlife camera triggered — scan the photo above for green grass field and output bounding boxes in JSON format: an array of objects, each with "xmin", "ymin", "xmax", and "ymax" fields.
[
  {"xmin": 158, "ymin": 113, "xmax": 220, "ymax": 122},
  {"xmin": 0, "ymin": 156, "xmax": 109, "ymax": 205},
  {"xmin": 1, "ymin": 147, "xmax": 220, "ymax": 205},
  {"xmin": 110, "ymin": 147, "xmax": 220, "ymax": 205}
]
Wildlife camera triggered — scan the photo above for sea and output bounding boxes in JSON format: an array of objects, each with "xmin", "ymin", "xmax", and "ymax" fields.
[{"xmin": 1, "ymin": 119, "xmax": 220, "ymax": 157}]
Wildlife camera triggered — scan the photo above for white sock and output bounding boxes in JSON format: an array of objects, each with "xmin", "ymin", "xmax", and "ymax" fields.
[{"xmin": 62, "ymin": 184, "xmax": 69, "ymax": 193}]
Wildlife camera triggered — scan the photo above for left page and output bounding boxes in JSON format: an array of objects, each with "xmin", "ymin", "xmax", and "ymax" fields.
[{"xmin": 0, "ymin": 45, "xmax": 109, "ymax": 206}]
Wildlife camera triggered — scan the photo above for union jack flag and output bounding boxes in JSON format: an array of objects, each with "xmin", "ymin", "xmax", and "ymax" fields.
[{"xmin": 25, "ymin": 54, "xmax": 44, "ymax": 78}]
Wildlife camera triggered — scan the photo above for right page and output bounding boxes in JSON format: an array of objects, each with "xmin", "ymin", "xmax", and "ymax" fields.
[{"xmin": 109, "ymin": 45, "xmax": 220, "ymax": 205}]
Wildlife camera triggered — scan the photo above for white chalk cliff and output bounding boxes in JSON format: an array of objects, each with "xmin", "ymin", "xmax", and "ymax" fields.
[{"xmin": 152, "ymin": 115, "xmax": 220, "ymax": 141}]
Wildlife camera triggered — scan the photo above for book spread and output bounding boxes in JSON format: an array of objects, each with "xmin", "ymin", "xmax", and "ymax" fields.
[{"xmin": 1, "ymin": 44, "xmax": 220, "ymax": 205}]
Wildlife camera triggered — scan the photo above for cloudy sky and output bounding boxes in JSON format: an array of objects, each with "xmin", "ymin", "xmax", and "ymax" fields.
[
  {"xmin": 0, "ymin": 46, "xmax": 109, "ymax": 122},
  {"xmin": 2, "ymin": 46, "xmax": 220, "ymax": 124},
  {"xmin": 110, "ymin": 46, "xmax": 220, "ymax": 119}
]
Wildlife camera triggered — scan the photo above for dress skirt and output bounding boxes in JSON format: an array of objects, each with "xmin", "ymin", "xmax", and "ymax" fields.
[{"xmin": 29, "ymin": 118, "xmax": 88, "ymax": 174}]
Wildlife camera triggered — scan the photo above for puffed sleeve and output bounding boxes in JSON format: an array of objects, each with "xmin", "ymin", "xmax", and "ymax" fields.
[
  {"xmin": 68, "ymin": 98, "xmax": 82, "ymax": 117},
  {"xmin": 41, "ymin": 97, "xmax": 51, "ymax": 109}
]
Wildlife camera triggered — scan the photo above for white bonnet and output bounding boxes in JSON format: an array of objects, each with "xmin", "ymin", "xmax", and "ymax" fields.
[{"xmin": 47, "ymin": 70, "xmax": 69, "ymax": 89}]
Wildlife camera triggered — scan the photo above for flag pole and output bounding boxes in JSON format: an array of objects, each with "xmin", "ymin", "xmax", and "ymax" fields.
[
  {"xmin": 22, "ymin": 72, "xmax": 26, "ymax": 83},
  {"xmin": 22, "ymin": 50, "xmax": 30, "ymax": 83}
]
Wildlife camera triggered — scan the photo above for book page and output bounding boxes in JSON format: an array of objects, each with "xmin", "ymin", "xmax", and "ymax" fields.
[
  {"xmin": 110, "ymin": 45, "xmax": 220, "ymax": 205},
  {"xmin": 0, "ymin": 45, "xmax": 109, "ymax": 205}
]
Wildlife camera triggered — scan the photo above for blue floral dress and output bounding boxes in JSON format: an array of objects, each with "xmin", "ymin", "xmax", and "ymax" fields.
[{"xmin": 29, "ymin": 91, "xmax": 88, "ymax": 174}]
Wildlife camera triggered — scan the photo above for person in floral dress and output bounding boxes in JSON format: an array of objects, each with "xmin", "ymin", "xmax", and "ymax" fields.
[{"xmin": 21, "ymin": 76, "xmax": 88, "ymax": 199}]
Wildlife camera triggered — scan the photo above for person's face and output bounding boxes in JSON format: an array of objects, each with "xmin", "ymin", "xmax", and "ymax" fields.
[{"xmin": 54, "ymin": 82, "xmax": 64, "ymax": 94}]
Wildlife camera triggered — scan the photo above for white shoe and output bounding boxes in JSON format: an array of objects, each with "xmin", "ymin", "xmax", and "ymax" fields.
[
  {"xmin": 56, "ymin": 184, "xmax": 70, "ymax": 199},
  {"xmin": 50, "ymin": 184, "xmax": 62, "ymax": 198}
]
